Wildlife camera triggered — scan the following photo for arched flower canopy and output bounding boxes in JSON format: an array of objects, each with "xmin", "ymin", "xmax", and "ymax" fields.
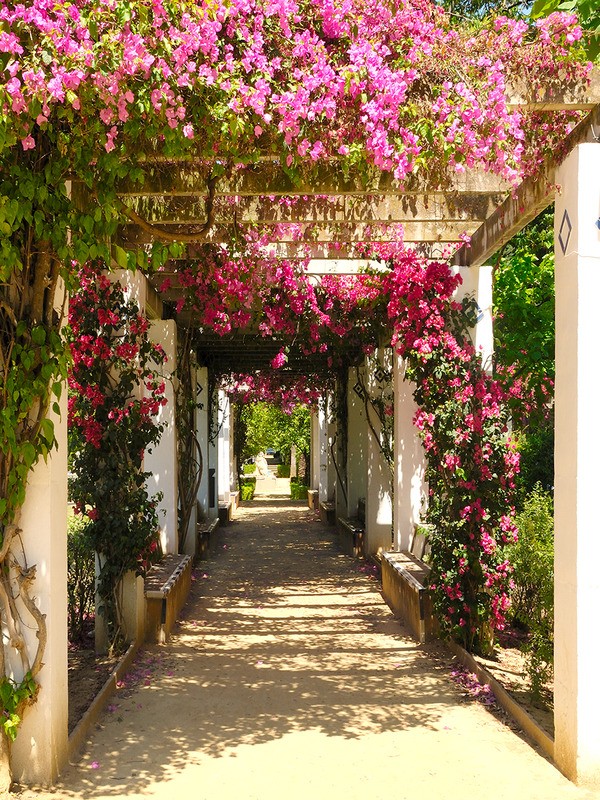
[{"xmin": 0, "ymin": 0, "xmax": 597, "ymax": 769}]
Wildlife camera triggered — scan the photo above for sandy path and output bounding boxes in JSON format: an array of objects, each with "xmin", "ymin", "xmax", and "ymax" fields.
[{"xmin": 16, "ymin": 500, "xmax": 595, "ymax": 800}]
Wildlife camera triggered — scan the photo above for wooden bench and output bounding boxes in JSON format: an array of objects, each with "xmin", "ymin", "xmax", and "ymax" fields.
[
  {"xmin": 337, "ymin": 498, "xmax": 366, "ymax": 557},
  {"xmin": 196, "ymin": 516, "xmax": 219, "ymax": 560},
  {"xmin": 145, "ymin": 554, "xmax": 193, "ymax": 643},
  {"xmin": 319, "ymin": 500, "xmax": 336, "ymax": 525},
  {"xmin": 218, "ymin": 500, "xmax": 233, "ymax": 525},
  {"xmin": 381, "ymin": 527, "xmax": 437, "ymax": 643}
]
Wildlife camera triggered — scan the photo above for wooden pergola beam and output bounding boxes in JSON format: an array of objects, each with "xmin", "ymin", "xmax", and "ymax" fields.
[
  {"xmin": 108, "ymin": 162, "xmax": 510, "ymax": 198},
  {"xmin": 506, "ymin": 68, "xmax": 600, "ymax": 111},
  {"xmin": 124, "ymin": 192, "xmax": 504, "ymax": 225},
  {"xmin": 120, "ymin": 219, "xmax": 475, "ymax": 245},
  {"xmin": 453, "ymin": 102, "xmax": 600, "ymax": 267}
]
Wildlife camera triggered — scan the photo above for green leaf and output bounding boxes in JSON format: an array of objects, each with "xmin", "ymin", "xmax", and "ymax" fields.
[
  {"xmin": 39, "ymin": 418, "xmax": 55, "ymax": 446},
  {"xmin": 113, "ymin": 245, "xmax": 129, "ymax": 269},
  {"xmin": 31, "ymin": 326, "xmax": 46, "ymax": 346}
]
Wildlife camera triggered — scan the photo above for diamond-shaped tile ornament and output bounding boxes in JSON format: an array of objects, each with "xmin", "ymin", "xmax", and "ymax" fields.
[
  {"xmin": 374, "ymin": 367, "xmax": 390, "ymax": 384},
  {"xmin": 475, "ymin": 303, "xmax": 484, "ymax": 324},
  {"xmin": 353, "ymin": 382, "xmax": 365, "ymax": 400},
  {"xmin": 558, "ymin": 209, "xmax": 572, "ymax": 256}
]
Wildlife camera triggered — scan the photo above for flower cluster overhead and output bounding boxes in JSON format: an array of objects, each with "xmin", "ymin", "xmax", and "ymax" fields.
[{"xmin": 0, "ymin": 0, "xmax": 588, "ymax": 189}]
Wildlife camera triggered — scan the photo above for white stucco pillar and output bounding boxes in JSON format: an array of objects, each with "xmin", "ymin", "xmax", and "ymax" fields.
[
  {"xmin": 393, "ymin": 355, "xmax": 427, "ymax": 552},
  {"xmin": 454, "ymin": 265, "xmax": 494, "ymax": 372},
  {"xmin": 11, "ymin": 393, "xmax": 68, "ymax": 784},
  {"xmin": 217, "ymin": 390, "xmax": 231, "ymax": 505},
  {"xmin": 347, "ymin": 366, "xmax": 368, "ymax": 516},
  {"xmin": 364, "ymin": 349, "xmax": 393, "ymax": 555},
  {"xmin": 208, "ymin": 387, "xmax": 219, "ymax": 519},
  {"xmin": 554, "ymin": 143, "xmax": 600, "ymax": 790},
  {"xmin": 310, "ymin": 410, "xmax": 320, "ymax": 493},
  {"xmin": 317, "ymin": 399, "xmax": 330, "ymax": 503},
  {"xmin": 146, "ymin": 319, "xmax": 178, "ymax": 555},
  {"xmin": 196, "ymin": 366, "xmax": 210, "ymax": 523}
]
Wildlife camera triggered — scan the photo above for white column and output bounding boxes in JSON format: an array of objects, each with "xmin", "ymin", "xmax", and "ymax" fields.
[
  {"xmin": 554, "ymin": 143, "xmax": 600, "ymax": 790},
  {"xmin": 454, "ymin": 265, "xmax": 494, "ymax": 372},
  {"xmin": 208, "ymin": 388, "xmax": 219, "ymax": 520},
  {"xmin": 393, "ymin": 355, "xmax": 427, "ymax": 552},
  {"xmin": 217, "ymin": 390, "xmax": 231, "ymax": 505},
  {"xmin": 310, "ymin": 411, "xmax": 320, "ymax": 493},
  {"xmin": 347, "ymin": 366, "xmax": 368, "ymax": 516},
  {"xmin": 11, "ymin": 394, "xmax": 68, "ymax": 784},
  {"xmin": 364, "ymin": 350, "xmax": 393, "ymax": 555},
  {"xmin": 318, "ymin": 400, "xmax": 330, "ymax": 503},
  {"xmin": 327, "ymin": 393, "xmax": 337, "ymax": 507},
  {"xmin": 196, "ymin": 367, "xmax": 210, "ymax": 521},
  {"xmin": 146, "ymin": 320, "xmax": 178, "ymax": 554}
]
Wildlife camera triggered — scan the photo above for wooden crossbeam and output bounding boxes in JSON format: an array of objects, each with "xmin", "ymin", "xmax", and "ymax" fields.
[
  {"xmin": 120, "ymin": 219, "xmax": 475, "ymax": 245},
  {"xmin": 124, "ymin": 192, "xmax": 504, "ymax": 225},
  {"xmin": 506, "ymin": 68, "xmax": 600, "ymax": 111},
  {"xmin": 453, "ymin": 102, "xmax": 600, "ymax": 267},
  {"xmin": 150, "ymin": 241, "xmax": 452, "ymax": 265},
  {"xmin": 108, "ymin": 161, "xmax": 510, "ymax": 198}
]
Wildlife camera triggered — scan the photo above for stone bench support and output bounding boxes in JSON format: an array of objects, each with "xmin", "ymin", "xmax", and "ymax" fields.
[{"xmin": 145, "ymin": 554, "xmax": 193, "ymax": 643}]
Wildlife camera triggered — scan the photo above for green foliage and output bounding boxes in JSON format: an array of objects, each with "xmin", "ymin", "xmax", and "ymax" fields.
[
  {"xmin": 508, "ymin": 485, "xmax": 554, "ymax": 699},
  {"xmin": 239, "ymin": 477, "xmax": 256, "ymax": 501},
  {"xmin": 532, "ymin": 0, "xmax": 600, "ymax": 60},
  {"xmin": 494, "ymin": 209, "xmax": 555, "ymax": 429},
  {"xmin": 277, "ymin": 464, "xmax": 291, "ymax": 478},
  {"xmin": 240, "ymin": 402, "xmax": 311, "ymax": 464},
  {"xmin": 243, "ymin": 463, "xmax": 256, "ymax": 475},
  {"xmin": 514, "ymin": 414, "xmax": 555, "ymax": 506},
  {"xmin": 290, "ymin": 477, "xmax": 309, "ymax": 500},
  {"xmin": 436, "ymin": 0, "xmax": 530, "ymax": 20},
  {"xmin": 67, "ymin": 514, "xmax": 96, "ymax": 643},
  {"xmin": 0, "ymin": 673, "xmax": 37, "ymax": 742}
]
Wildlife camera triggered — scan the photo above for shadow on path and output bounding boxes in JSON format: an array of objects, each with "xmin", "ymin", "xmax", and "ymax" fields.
[{"xmin": 23, "ymin": 501, "xmax": 591, "ymax": 800}]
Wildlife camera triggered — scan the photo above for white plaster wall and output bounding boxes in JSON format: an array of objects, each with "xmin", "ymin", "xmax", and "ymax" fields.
[
  {"xmin": 146, "ymin": 320, "xmax": 178, "ymax": 554},
  {"xmin": 208, "ymin": 389, "xmax": 219, "ymax": 519},
  {"xmin": 318, "ymin": 401, "xmax": 330, "ymax": 503},
  {"xmin": 310, "ymin": 411, "xmax": 320, "ymax": 492},
  {"xmin": 196, "ymin": 367, "xmax": 210, "ymax": 520},
  {"xmin": 364, "ymin": 350, "xmax": 393, "ymax": 554},
  {"xmin": 393, "ymin": 354, "xmax": 427, "ymax": 552},
  {"xmin": 217, "ymin": 390, "xmax": 231, "ymax": 504},
  {"xmin": 346, "ymin": 366, "xmax": 368, "ymax": 516},
  {"xmin": 453, "ymin": 265, "xmax": 494, "ymax": 372},
  {"xmin": 11, "ymin": 393, "xmax": 68, "ymax": 784},
  {"xmin": 554, "ymin": 143, "xmax": 600, "ymax": 789}
]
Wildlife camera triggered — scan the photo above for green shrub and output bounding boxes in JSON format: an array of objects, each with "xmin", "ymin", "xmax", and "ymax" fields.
[
  {"xmin": 243, "ymin": 463, "xmax": 255, "ymax": 475},
  {"xmin": 277, "ymin": 464, "xmax": 291, "ymax": 478},
  {"xmin": 290, "ymin": 477, "xmax": 308, "ymax": 500},
  {"xmin": 67, "ymin": 514, "xmax": 96, "ymax": 644},
  {"xmin": 508, "ymin": 485, "xmax": 554, "ymax": 699},
  {"xmin": 515, "ymin": 417, "xmax": 554, "ymax": 508},
  {"xmin": 240, "ymin": 476, "xmax": 256, "ymax": 501}
]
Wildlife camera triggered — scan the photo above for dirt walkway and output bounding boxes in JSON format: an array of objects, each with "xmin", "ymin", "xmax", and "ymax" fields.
[{"xmin": 17, "ymin": 501, "xmax": 595, "ymax": 800}]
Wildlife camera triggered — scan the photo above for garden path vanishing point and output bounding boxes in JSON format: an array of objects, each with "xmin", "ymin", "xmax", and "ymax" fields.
[{"xmin": 15, "ymin": 499, "xmax": 597, "ymax": 800}]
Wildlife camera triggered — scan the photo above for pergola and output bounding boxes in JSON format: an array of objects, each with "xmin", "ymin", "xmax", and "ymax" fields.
[
  {"xmin": 102, "ymin": 76, "xmax": 600, "ymax": 789},
  {"xmin": 11, "ymin": 64, "xmax": 600, "ymax": 789}
]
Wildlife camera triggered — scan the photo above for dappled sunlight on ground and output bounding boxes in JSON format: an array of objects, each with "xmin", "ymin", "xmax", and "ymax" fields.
[{"xmin": 15, "ymin": 501, "xmax": 595, "ymax": 800}]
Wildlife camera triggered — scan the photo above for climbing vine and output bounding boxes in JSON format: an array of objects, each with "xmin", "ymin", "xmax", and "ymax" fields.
[
  {"xmin": 68, "ymin": 263, "xmax": 167, "ymax": 654},
  {"xmin": 386, "ymin": 252, "xmax": 519, "ymax": 651},
  {"xmin": 0, "ymin": 0, "xmax": 591, "ymax": 780}
]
